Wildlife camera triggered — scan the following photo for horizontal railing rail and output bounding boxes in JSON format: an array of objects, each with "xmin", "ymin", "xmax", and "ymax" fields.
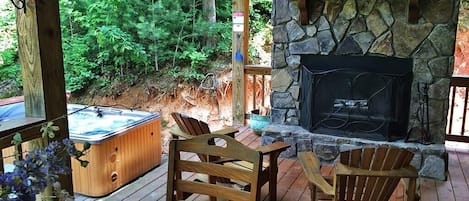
[
  {"xmin": 0, "ymin": 116, "xmax": 46, "ymax": 173},
  {"xmin": 447, "ymin": 75, "xmax": 469, "ymax": 142}
]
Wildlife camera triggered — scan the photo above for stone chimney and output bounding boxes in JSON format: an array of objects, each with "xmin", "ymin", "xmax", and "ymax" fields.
[{"xmin": 264, "ymin": 0, "xmax": 460, "ymax": 180}]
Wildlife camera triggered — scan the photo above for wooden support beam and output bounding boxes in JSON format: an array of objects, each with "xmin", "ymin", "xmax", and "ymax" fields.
[
  {"xmin": 232, "ymin": 0, "xmax": 249, "ymax": 126},
  {"xmin": 16, "ymin": 0, "xmax": 72, "ymax": 194},
  {"xmin": 243, "ymin": 0, "xmax": 249, "ymax": 66},
  {"xmin": 408, "ymin": 0, "xmax": 419, "ymax": 24},
  {"xmin": 243, "ymin": 0, "xmax": 250, "ymax": 125}
]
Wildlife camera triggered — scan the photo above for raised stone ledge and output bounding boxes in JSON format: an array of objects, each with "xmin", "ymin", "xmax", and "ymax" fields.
[{"xmin": 261, "ymin": 124, "xmax": 447, "ymax": 180}]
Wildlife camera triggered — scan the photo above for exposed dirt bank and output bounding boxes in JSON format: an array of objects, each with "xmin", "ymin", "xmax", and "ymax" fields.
[{"xmin": 71, "ymin": 71, "xmax": 237, "ymax": 153}]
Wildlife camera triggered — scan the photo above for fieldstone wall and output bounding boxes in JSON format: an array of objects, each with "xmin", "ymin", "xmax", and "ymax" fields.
[{"xmin": 265, "ymin": 0, "xmax": 460, "ymax": 180}]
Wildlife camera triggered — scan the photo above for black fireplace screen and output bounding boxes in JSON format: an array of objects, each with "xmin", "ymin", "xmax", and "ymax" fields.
[{"xmin": 300, "ymin": 56, "xmax": 413, "ymax": 141}]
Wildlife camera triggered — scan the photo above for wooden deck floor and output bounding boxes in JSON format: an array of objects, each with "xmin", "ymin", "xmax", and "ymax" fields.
[{"xmin": 75, "ymin": 127, "xmax": 469, "ymax": 201}]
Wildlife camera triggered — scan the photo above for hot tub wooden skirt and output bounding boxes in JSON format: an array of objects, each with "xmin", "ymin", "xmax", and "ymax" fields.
[{"xmin": 71, "ymin": 117, "xmax": 162, "ymax": 197}]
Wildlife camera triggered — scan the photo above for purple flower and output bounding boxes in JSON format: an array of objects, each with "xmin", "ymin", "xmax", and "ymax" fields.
[{"xmin": 0, "ymin": 139, "xmax": 89, "ymax": 200}]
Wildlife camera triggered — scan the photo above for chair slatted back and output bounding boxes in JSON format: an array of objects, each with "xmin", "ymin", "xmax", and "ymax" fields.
[
  {"xmin": 336, "ymin": 147, "xmax": 415, "ymax": 201},
  {"xmin": 166, "ymin": 134, "xmax": 263, "ymax": 201},
  {"xmin": 171, "ymin": 112, "xmax": 214, "ymax": 162},
  {"xmin": 171, "ymin": 112, "xmax": 210, "ymax": 136}
]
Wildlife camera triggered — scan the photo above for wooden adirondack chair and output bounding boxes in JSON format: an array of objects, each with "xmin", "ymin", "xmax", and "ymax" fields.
[
  {"xmin": 170, "ymin": 112, "xmax": 238, "ymax": 162},
  {"xmin": 170, "ymin": 112, "xmax": 290, "ymax": 201},
  {"xmin": 166, "ymin": 134, "xmax": 264, "ymax": 201},
  {"xmin": 298, "ymin": 147, "xmax": 419, "ymax": 201}
]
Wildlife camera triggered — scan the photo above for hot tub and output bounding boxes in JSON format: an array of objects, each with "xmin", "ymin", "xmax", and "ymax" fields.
[
  {"xmin": 67, "ymin": 104, "xmax": 162, "ymax": 197},
  {"xmin": 0, "ymin": 102, "xmax": 162, "ymax": 197}
]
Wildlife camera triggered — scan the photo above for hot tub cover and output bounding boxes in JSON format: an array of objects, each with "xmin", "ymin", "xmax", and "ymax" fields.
[{"xmin": 0, "ymin": 102, "xmax": 25, "ymax": 122}]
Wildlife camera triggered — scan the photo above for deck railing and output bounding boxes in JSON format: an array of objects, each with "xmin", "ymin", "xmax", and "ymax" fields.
[
  {"xmin": 0, "ymin": 116, "xmax": 45, "ymax": 172},
  {"xmin": 447, "ymin": 75, "xmax": 469, "ymax": 142},
  {"xmin": 244, "ymin": 64, "xmax": 271, "ymax": 119}
]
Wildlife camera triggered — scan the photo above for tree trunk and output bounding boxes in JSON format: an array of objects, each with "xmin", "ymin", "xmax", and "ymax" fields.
[{"xmin": 203, "ymin": 0, "xmax": 217, "ymax": 47}]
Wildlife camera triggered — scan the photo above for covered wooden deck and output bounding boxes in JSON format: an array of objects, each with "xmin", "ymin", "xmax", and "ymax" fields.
[{"xmin": 75, "ymin": 127, "xmax": 469, "ymax": 201}]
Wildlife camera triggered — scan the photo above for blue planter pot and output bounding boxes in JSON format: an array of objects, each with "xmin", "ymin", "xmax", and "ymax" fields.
[{"xmin": 249, "ymin": 113, "xmax": 270, "ymax": 135}]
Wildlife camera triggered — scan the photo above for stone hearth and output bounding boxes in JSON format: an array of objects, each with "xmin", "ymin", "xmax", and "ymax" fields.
[
  {"xmin": 265, "ymin": 0, "xmax": 460, "ymax": 180},
  {"xmin": 261, "ymin": 124, "xmax": 447, "ymax": 180}
]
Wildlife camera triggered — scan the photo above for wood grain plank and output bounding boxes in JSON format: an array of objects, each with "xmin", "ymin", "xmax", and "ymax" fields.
[
  {"xmin": 456, "ymin": 151, "xmax": 469, "ymax": 189},
  {"xmin": 108, "ymin": 159, "xmax": 169, "ymax": 200},
  {"xmin": 435, "ymin": 179, "xmax": 455, "ymax": 201},
  {"xmin": 448, "ymin": 150, "xmax": 469, "ymax": 201},
  {"xmin": 261, "ymin": 158, "xmax": 295, "ymax": 201},
  {"xmin": 276, "ymin": 160, "xmax": 303, "ymax": 200},
  {"xmin": 280, "ymin": 161, "xmax": 309, "ymax": 201}
]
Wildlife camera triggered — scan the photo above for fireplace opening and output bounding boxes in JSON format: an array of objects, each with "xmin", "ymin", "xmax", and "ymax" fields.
[{"xmin": 300, "ymin": 55, "xmax": 413, "ymax": 141}]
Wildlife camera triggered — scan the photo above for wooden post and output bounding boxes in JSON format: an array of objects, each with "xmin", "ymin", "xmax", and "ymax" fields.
[
  {"xmin": 243, "ymin": 0, "xmax": 250, "ymax": 123},
  {"xmin": 232, "ymin": 0, "xmax": 250, "ymax": 126},
  {"xmin": 298, "ymin": 0, "xmax": 309, "ymax": 24},
  {"xmin": 408, "ymin": 0, "xmax": 419, "ymax": 24},
  {"xmin": 16, "ymin": 0, "xmax": 72, "ymax": 195}
]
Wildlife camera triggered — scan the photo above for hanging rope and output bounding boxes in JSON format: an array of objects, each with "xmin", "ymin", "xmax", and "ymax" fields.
[
  {"xmin": 197, "ymin": 73, "xmax": 220, "ymax": 114},
  {"xmin": 198, "ymin": 73, "xmax": 218, "ymax": 91}
]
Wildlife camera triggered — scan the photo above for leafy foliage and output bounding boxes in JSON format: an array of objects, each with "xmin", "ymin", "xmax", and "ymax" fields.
[
  {"xmin": 0, "ymin": 47, "xmax": 21, "ymax": 86},
  {"xmin": 62, "ymin": 36, "xmax": 97, "ymax": 92},
  {"xmin": 0, "ymin": 0, "xmax": 271, "ymax": 95},
  {"xmin": 460, "ymin": 0, "xmax": 469, "ymax": 31},
  {"xmin": 57, "ymin": 0, "xmax": 237, "ymax": 91},
  {"xmin": 250, "ymin": 0, "xmax": 272, "ymax": 35},
  {"xmin": 0, "ymin": 47, "xmax": 22, "ymax": 98}
]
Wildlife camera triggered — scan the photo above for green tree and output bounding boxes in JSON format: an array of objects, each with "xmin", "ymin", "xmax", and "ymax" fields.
[{"xmin": 0, "ymin": 0, "xmax": 271, "ymax": 95}]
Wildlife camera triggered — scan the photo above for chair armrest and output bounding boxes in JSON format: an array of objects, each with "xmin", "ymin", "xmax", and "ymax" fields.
[
  {"xmin": 169, "ymin": 126, "xmax": 194, "ymax": 139},
  {"xmin": 256, "ymin": 141, "xmax": 290, "ymax": 155},
  {"xmin": 298, "ymin": 152, "xmax": 335, "ymax": 196},
  {"xmin": 335, "ymin": 163, "xmax": 419, "ymax": 178},
  {"xmin": 211, "ymin": 141, "xmax": 289, "ymax": 165},
  {"xmin": 210, "ymin": 127, "xmax": 238, "ymax": 138}
]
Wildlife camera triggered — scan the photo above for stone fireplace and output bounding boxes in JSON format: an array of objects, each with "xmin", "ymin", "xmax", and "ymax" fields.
[
  {"xmin": 263, "ymin": 0, "xmax": 459, "ymax": 180},
  {"xmin": 300, "ymin": 55, "xmax": 413, "ymax": 141}
]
